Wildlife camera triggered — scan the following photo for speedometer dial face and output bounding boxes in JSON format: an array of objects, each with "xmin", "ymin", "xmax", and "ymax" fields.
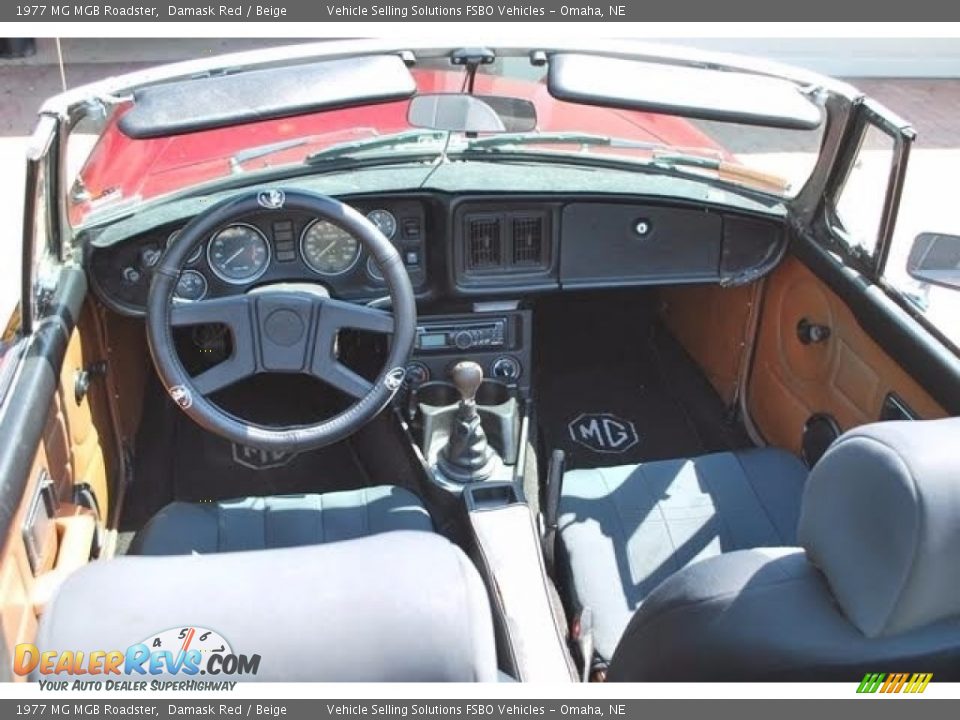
[
  {"xmin": 207, "ymin": 224, "xmax": 270, "ymax": 284},
  {"xmin": 300, "ymin": 219, "xmax": 360, "ymax": 276},
  {"xmin": 366, "ymin": 209, "xmax": 397, "ymax": 239}
]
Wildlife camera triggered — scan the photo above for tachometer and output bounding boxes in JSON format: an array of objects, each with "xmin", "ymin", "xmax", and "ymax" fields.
[
  {"xmin": 366, "ymin": 209, "xmax": 397, "ymax": 240},
  {"xmin": 300, "ymin": 219, "xmax": 360, "ymax": 276},
  {"xmin": 207, "ymin": 224, "xmax": 270, "ymax": 284}
]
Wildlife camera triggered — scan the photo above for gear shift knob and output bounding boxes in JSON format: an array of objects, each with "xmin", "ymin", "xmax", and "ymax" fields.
[{"xmin": 450, "ymin": 360, "xmax": 484, "ymax": 404}]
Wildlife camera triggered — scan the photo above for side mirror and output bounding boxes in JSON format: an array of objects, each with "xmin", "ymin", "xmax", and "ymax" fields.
[
  {"xmin": 407, "ymin": 94, "xmax": 537, "ymax": 134},
  {"xmin": 907, "ymin": 233, "xmax": 960, "ymax": 291}
]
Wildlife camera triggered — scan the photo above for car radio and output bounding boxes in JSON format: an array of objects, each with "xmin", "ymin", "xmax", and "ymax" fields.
[{"xmin": 415, "ymin": 319, "xmax": 507, "ymax": 352}]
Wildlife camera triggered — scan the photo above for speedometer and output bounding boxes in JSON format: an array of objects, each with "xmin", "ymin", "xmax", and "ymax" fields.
[
  {"xmin": 207, "ymin": 224, "xmax": 270, "ymax": 284},
  {"xmin": 300, "ymin": 219, "xmax": 360, "ymax": 276}
]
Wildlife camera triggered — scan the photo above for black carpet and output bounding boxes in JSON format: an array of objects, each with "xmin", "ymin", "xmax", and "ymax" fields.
[
  {"xmin": 534, "ymin": 290, "xmax": 749, "ymax": 471},
  {"xmin": 121, "ymin": 373, "xmax": 369, "ymax": 532}
]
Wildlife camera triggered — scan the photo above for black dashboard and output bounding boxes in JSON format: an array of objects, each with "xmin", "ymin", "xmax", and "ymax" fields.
[{"xmin": 87, "ymin": 192, "xmax": 787, "ymax": 316}]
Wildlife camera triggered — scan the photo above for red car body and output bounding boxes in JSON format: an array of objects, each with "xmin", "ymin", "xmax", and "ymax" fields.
[{"xmin": 73, "ymin": 68, "xmax": 723, "ymax": 225}]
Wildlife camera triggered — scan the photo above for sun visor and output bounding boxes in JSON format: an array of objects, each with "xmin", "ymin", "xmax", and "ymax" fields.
[
  {"xmin": 547, "ymin": 53, "xmax": 823, "ymax": 130},
  {"xmin": 118, "ymin": 55, "xmax": 417, "ymax": 139}
]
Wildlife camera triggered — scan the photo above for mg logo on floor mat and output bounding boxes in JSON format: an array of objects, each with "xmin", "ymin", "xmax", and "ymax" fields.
[
  {"xmin": 231, "ymin": 443, "xmax": 298, "ymax": 470},
  {"xmin": 568, "ymin": 413, "xmax": 639, "ymax": 453}
]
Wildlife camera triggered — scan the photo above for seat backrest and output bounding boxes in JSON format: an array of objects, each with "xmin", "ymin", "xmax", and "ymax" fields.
[
  {"xmin": 31, "ymin": 531, "xmax": 497, "ymax": 682},
  {"xmin": 608, "ymin": 417, "xmax": 960, "ymax": 681}
]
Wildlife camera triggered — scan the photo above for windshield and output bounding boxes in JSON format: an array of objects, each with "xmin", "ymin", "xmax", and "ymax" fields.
[{"xmin": 66, "ymin": 55, "xmax": 825, "ymax": 227}]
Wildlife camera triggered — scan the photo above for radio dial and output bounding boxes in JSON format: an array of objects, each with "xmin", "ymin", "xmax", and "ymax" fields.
[{"xmin": 454, "ymin": 330, "xmax": 474, "ymax": 350}]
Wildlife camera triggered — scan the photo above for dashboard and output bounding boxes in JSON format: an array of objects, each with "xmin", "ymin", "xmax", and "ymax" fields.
[
  {"xmin": 86, "ymin": 192, "xmax": 787, "ymax": 316},
  {"xmin": 88, "ymin": 198, "xmax": 428, "ymax": 314}
]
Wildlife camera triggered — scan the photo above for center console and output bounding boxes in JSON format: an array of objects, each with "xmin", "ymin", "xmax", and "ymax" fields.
[{"xmin": 402, "ymin": 309, "xmax": 532, "ymax": 395}]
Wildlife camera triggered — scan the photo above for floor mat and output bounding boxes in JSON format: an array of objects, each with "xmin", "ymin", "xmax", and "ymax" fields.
[
  {"xmin": 534, "ymin": 291, "xmax": 749, "ymax": 470},
  {"xmin": 122, "ymin": 373, "xmax": 370, "ymax": 531}
]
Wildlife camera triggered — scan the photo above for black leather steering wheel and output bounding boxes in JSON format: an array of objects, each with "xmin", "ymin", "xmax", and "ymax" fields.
[{"xmin": 146, "ymin": 189, "xmax": 416, "ymax": 452}]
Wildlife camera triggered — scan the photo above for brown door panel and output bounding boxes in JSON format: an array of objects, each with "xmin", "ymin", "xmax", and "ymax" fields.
[
  {"xmin": 0, "ymin": 302, "xmax": 118, "ymax": 673},
  {"xmin": 748, "ymin": 256, "xmax": 947, "ymax": 454}
]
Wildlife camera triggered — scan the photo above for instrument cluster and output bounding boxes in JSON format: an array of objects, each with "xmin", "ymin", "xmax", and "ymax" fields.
[{"xmin": 89, "ymin": 199, "xmax": 427, "ymax": 314}]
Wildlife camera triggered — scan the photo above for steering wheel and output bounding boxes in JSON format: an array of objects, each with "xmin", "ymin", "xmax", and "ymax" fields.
[{"xmin": 146, "ymin": 189, "xmax": 416, "ymax": 452}]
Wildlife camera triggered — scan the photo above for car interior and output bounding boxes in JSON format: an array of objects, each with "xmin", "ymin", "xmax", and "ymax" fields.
[{"xmin": 2, "ymin": 44, "xmax": 960, "ymax": 682}]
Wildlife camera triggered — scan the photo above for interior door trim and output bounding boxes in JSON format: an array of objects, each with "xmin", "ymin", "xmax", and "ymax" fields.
[
  {"xmin": 0, "ymin": 267, "xmax": 86, "ymax": 546},
  {"xmin": 792, "ymin": 235, "xmax": 960, "ymax": 413}
]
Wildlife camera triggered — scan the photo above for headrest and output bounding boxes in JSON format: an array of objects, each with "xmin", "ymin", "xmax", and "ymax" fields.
[
  {"xmin": 798, "ymin": 417, "xmax": 960, "ymax": 638},
  {"xmin": 30, "ymin": 532, "xmax": 496, "ymax": 681}
]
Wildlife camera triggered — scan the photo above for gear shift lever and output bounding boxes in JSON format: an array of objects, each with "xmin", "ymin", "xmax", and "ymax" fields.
[
  {"xmin": 451, "ymin": 360, "xmax": 484, "ymax": 411},
  {"xmin": 437, "ymin": 361, "xmax": 498, "ymax": 482}
]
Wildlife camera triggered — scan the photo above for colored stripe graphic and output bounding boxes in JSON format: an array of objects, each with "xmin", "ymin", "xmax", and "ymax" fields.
[{"xmin": 857, "ymin": 672, "xmax": 932, "ymax": 693}]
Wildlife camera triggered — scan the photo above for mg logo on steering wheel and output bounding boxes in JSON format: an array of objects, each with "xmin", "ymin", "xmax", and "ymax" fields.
[{"xmin": 568, "ymin": 413, "xmax": 639, "ymax": 454}]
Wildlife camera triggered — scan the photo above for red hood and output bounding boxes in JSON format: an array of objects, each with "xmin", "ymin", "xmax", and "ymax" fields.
[{"xmin": 73, "ymin": 68, "xmax": 721, "ymax": 225}]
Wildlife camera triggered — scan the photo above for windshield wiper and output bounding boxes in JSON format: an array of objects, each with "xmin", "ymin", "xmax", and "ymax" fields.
[
  {"xmin": 464, "ymin": 131, "xmax": 671, "ymax": 153},
  {"xmin": 304, "ymin": 130, "xmax": 448, "ymax": 164},
  {"xmin": 464, "ymin": 132, "xmax": 788, "ymax": 194},
  {"xmin": 651, "ymin": 152, "xmax": 790, "ymax": 194}
]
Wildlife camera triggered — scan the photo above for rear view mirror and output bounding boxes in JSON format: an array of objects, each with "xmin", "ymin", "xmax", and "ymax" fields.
[
  {"xmin": 407, "ymin": 94, "xmax": 537, "ymax": 133},
  {"xmin": 907, "ymin": 233, "xmax": 960, "ymax": 291}
]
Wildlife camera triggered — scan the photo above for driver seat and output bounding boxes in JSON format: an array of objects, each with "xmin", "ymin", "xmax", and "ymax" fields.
[{"xmin": 130, "ymin": 485, "xmax": 433, "ymax": 555}]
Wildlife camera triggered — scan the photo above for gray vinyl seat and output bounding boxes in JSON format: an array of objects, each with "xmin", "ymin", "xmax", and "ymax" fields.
[
  {"xmin": 566, "ymin": 418, "xmax": 960, "ymax": 681},
  {"xmin": 130, "ymin": 485, "xmax": 433, "ymax": 555},
  {"xmin": 558, "ymin": 447, "xmax": 809, "ymax": 665},
  {"xmin": 36, "ymin": 531, "xmax": 498, "ymax": 681}
]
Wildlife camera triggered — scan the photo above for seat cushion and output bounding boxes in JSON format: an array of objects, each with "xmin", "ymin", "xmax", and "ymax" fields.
[
  {"xmin": 558, "ymin": 447, "xmax": 807, "ymax": 663},
  {"xmin": 38, "ymin": 532, "xmax": 498, "ymax": 681},
  {"xmin": 130, "ymin": 485, "xmax": 432, "ymax": 555}
]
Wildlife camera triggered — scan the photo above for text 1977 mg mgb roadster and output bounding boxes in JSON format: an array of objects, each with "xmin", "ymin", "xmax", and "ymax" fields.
[{"xmin": 1, "ymin": 40, "xmax": 959, "ymax": 683}]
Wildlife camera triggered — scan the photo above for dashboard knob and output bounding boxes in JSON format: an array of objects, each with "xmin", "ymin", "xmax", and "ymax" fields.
[
  {"xmin": 492, "ymin": 356, "xmax": 521, "ymax": 380},
  {"xmin": 403, "ymin": 362, "xmax": 430, "ymax": 387},
  {"xmin": 454, "ymin": 330, "xmax": 474, "ymax": 350}
]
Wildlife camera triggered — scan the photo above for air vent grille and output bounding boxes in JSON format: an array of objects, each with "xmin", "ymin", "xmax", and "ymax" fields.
[
  {"xmin": 466, "ymin": 217, "xmax": 502, "ymax": 269},
  {"xmin": 512, "ymin": 216, "xmax": 544, "ymax": 265}
]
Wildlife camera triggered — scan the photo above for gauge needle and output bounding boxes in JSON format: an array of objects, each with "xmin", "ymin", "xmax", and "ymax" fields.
[
  {"xmin": 316, "ymin": 240, "xmax": 338, "ymax": 258},
  {"xmin": 224, "ymin": 248, "xmax": 245, "ymax": 265}
]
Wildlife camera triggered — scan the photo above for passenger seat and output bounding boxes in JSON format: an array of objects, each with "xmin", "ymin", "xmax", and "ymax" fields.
[{"xmin": 557, "ymin": 447, "xmax": 808, "ymax": 666}]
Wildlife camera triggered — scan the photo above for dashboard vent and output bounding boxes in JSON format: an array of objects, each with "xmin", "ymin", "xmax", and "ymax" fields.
[
  {"xmin": 512, "ymin": 216, "xmax": 544, "ymax": 265},
  {"xmin": 466, "ymin": 216, "xmax": 502, "ymax": 269}
]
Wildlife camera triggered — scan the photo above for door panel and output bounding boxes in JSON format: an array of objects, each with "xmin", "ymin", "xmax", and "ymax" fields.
[
  {"xmin": 0, "ymin": 270, "xmax": 115, "ymax": 678},
  {"xmin": 748, "ymin": 255, "xmax": 947, "ymax": 455}
]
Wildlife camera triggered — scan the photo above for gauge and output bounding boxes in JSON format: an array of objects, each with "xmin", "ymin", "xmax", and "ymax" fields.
[
  {"xmin": 174, "ymin": 270, "xmax": 208, "ymax": 301},
  {"xmin": 139, "ymin": 245, "xmax": 162, "ymax": 269},
  {"xmin": 207, "ymin": 223, "xmax": 271, "ymax": 284},
  {"xmin": 167, "ymin": 229, "xmax": 203, "ymax": 264},
  {"xmin": 366, "ymin": 255, "xmax": 384, "ymax": 282},
  {"xmin": 366, "ymin": 209, "xmax": 397, "ymax": 239},
  {"xmin": 300, "ymin": 219, "xmax": 360, "ymax": 276}
]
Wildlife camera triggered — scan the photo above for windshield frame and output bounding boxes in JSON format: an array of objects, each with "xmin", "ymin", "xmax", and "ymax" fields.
[{"xmin": 48, "ymin": 40, "xmax": 860, "ymax": 245}]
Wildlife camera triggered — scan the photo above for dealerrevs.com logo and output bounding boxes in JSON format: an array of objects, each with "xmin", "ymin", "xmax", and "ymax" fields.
[{"xmin": 13, "ymin": 627, "xmax": 260, "ymax": 690}]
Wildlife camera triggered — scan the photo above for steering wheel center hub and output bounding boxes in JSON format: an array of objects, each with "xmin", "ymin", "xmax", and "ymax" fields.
[{"xmin": 264, "ymin": 308, "xmax": 305, "ymax": 346}]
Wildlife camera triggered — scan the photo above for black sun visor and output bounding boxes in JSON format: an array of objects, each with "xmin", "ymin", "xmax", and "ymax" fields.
[
  {"xmin": 118, "ymin": 54, "xmax": 417, "ymax": 139},
  {"xmin": 548, "ymin": 53, "xmax": 824, "ymax": 131}
]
